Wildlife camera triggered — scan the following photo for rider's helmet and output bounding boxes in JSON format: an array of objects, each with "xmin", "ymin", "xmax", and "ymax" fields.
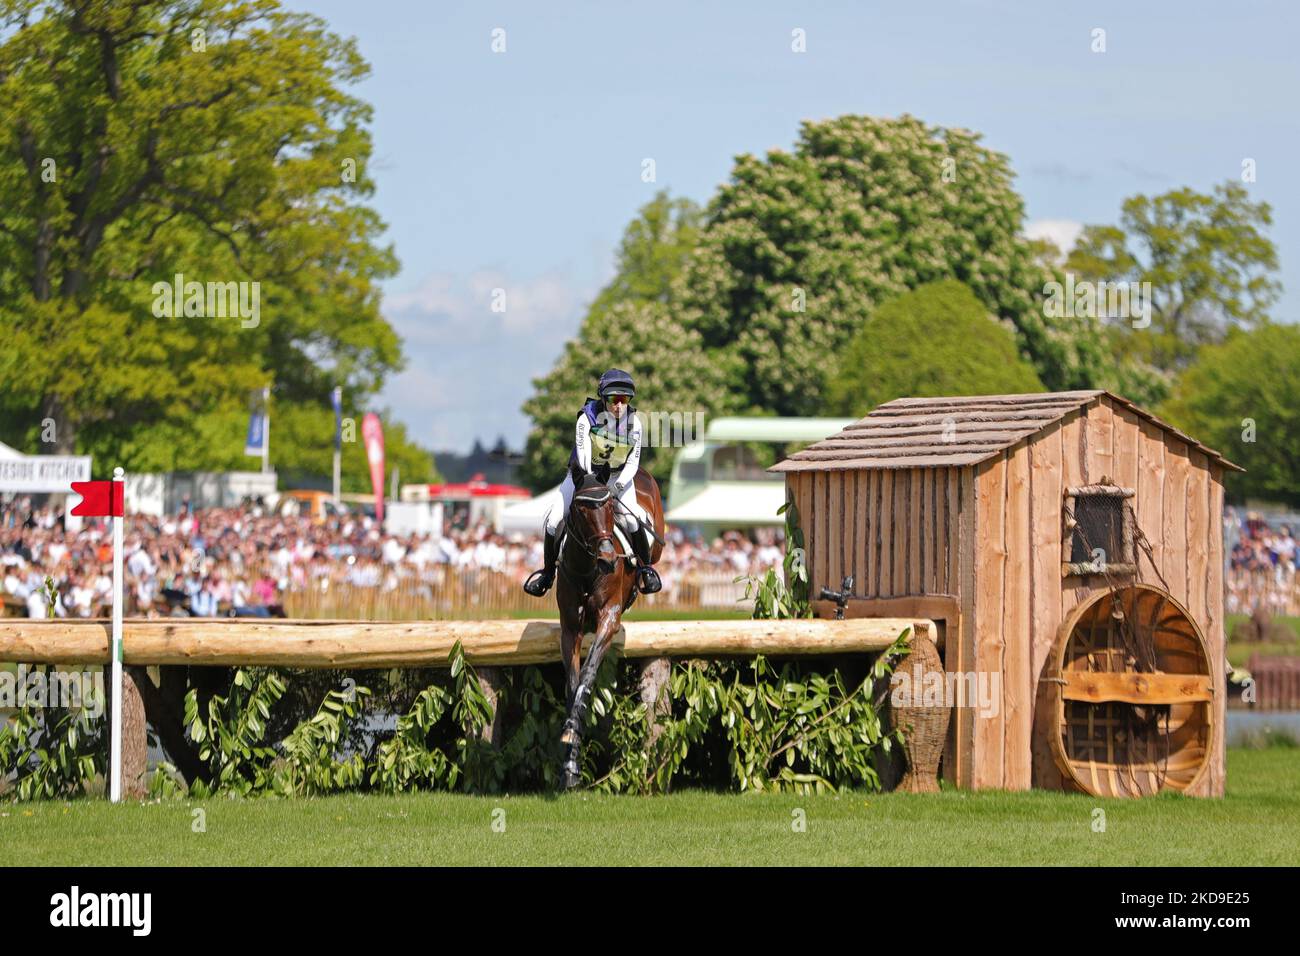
[{"xmin": 597, "ymin": 368, "xmax": 635, "ymax": 400}]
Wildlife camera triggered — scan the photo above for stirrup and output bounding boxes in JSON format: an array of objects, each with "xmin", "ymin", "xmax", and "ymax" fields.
[
  {"xmin": 523, "ymin": 568, "xmax": 554, "ymax": 597},
  {"xmin": 636, "ymin": 566, "xmax": 662, "ymax": 595}
]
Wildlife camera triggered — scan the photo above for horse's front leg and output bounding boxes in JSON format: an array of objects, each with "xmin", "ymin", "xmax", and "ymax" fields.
[
  {"xmin": 558, "ymin": 596, "xmax": 583, "ymax": 712},
  {"xmin": 561, "ymin": 608, "xmax": 621, "ymax": 790},
  {"xmin": 558, "ymin": 594, "xmax": 584, "ymax": 787}
]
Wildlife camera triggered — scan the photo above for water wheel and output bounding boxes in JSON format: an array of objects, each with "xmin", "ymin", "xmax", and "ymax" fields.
[{"xmin": 1047, "ymin": 584, "xmax": 1215, "ymax": 798}]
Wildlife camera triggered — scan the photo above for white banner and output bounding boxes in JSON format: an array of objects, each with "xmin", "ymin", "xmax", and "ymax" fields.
[{"xmin": 0, "ymin": 454, "xmax": 92, "ymax": 493}]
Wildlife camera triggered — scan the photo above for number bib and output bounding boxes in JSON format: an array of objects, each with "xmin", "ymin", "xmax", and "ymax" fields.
[{"xmin": 589, "ymin": 428, "xmax": 633, "ymax": 468}]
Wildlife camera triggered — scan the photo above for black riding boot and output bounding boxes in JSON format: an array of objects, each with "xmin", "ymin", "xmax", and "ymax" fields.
[
  {"xmin": 523, "ymin": 528, "xmax": 559, "ymax": 596},
  {"xmin": 629, "ymin": 523, "xmax": 662, "ymax": 594}
]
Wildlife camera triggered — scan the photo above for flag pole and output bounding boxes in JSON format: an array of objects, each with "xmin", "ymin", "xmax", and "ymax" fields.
[
  {"xmin": 109, "ymin": 466, "xmax": 125, "ymax": 803},
  {"xmin": 332, "ymin": 386, "xmax": 342, "ymax": 503}
]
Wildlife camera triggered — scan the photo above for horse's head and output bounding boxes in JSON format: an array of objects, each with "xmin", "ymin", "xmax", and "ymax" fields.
[{"xmin": 569, "ymin": 473, "xmax": 619, "ymax": 573}]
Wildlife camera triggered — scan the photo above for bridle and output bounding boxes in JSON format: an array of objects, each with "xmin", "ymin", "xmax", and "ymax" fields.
[{"xmin": 562, "ymin": 484, "xmax": 619, "ymax": 581}]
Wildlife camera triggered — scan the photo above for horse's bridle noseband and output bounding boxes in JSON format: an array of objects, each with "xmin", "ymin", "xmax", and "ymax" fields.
[{"xmin": 565, "ymin": 486, "xmax": 618, "ymax": 565}]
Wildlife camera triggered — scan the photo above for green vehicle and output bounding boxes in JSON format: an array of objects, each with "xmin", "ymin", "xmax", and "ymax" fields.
[{"xmin": 665, "ymin": 417, "xmax": 853, "ymax": 536}]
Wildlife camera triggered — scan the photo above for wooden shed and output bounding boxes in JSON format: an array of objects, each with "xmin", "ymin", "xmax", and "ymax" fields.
[{"xmin": 770, "ymin": 390, "xmax": 1240, "ymax": 797}]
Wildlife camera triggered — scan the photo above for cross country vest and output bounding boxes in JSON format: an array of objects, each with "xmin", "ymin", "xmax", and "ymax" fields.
[{"xmin": 569, "ymin": 398, "xmax": 636, "ymax": 472}]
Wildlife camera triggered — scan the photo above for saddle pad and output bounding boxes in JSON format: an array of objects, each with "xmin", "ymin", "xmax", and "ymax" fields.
[{"xmin": 612, "ymin": 525, "xmax": 634, "ymax": 559}]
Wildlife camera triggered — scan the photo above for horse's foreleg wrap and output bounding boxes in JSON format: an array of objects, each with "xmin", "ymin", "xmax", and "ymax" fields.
[{"xmin": 560, "ymin": 639, "xmax": 611, "ymax": 788}]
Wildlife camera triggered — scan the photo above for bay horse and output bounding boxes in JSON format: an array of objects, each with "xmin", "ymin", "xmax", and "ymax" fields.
[{"xmin": 555, "ymin": 468, "xmax": 665, "ymax": 789}]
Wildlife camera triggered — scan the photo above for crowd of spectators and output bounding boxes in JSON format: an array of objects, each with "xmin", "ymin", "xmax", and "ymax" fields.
[
  {"xmin": 9, "ymin": 496, "xmax": 1300, "ymax": 620},
  {"xmin": 1227, "ymin": 509, "xmax": 1298, "ymax": 579},
  {"xmin": 0, "ymin": 497, "xmax": 785, "ymax": 618}
]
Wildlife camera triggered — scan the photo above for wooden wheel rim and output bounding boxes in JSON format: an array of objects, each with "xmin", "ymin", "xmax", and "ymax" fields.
[{"xmin": 1047, "ymin": 584, "xmax": 1215, "ymax": 798}]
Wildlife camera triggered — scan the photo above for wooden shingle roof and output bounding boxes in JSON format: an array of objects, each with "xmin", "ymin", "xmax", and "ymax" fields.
[{"xmin": 768, "ymin": 390, "xmax": 1242, "ymax": 472}]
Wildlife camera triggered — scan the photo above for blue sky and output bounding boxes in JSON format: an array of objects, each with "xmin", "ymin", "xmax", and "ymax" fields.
[{"xmin": 290, "ymin": 0, "xmax": 1300, "ymax": 453}]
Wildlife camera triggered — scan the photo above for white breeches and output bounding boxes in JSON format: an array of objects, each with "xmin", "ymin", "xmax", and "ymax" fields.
[{"xmin": 543, "ymin": 472, "xmax": 649, "ymax": 541}]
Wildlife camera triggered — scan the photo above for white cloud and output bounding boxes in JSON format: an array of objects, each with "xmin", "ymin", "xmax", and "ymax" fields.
[
  {"xmin": 1025, "ymin": 219, "xmax": 1084, "ymax": 259},
  {"xmin": 379, "ymin": 269, "xmax": 593, "ymax": 451}
]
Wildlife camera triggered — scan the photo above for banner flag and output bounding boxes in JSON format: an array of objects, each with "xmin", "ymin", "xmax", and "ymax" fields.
[
  {"xmin": 362, "ymin": 412, "xmax": 385, "ymax": 525},
  {"xmin": 70, "ymin": 479, "xmax": 124, "ymax": 517},
  {"xmin": 245, "ymin": 388, "xmax": 268, "ymax": 458}
]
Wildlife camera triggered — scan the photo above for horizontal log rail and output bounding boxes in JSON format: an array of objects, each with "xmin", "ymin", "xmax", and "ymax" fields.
[
  {"xmin": 0, "ymin": 617, "xmax": 931, "ymax": 669},
  {"xmin": 1060, "ymin": 671, "xmax": 1214, "ymax": 705}
]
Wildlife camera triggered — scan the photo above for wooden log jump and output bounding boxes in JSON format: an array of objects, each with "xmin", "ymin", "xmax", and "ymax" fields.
[{"xmin": 0, "ymin": 617, "xmax": 929, "ymax": 668}]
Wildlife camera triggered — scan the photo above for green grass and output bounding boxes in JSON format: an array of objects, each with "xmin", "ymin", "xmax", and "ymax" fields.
[
  {"xmin": 1226, "ymin": 614, "xmax": 1300, "ymax": 668},
  {"xmin": 2, "ymin": 749, "xmax": 1296, "ymax": 866}
]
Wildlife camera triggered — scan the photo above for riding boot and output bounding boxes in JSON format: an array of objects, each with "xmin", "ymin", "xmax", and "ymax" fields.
[
  {"xmin": 523, "ymin": 528, "xmax": 559, "ymax": 596},
  {"xmin": 629, "ymin": 523, "xmax": 662, "ymax": 594}
]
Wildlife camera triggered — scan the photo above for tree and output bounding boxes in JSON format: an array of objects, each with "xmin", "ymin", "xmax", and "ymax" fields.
[
  {"xmin": 1066, "ymin": 182, "xmax": 1280, "ymax": 383},
  {"xmin": 825, "ymin": 281, "xmax": 1044, "ymax": 416},
  {"xmin": 0, "ymin": 0, "xmax": 401, "ymax": 465},
  {"xmin": 673, "ymin": 114, "xmax": 1109, "ymax": 417},
  {"xmin": 1160, "ymin": 323, "xmax": 1300, "ymax": 508},
  {"xmin": 519, "ymin": 192, "xmax": 728, "ymax": 491}
]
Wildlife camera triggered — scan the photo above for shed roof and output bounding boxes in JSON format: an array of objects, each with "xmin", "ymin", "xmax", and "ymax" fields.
[{"xmin": 768, "ymin": 391, "xmax": 1242, "ymax": 473}]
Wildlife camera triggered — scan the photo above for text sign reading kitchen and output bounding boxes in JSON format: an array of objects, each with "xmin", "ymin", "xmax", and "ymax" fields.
[{"xmin": 0, "ymin": 449, "xmax": 92, "ymax": 494}]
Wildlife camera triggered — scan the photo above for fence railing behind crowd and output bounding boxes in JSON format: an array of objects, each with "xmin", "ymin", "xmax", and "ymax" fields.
[
  {"xmin": 1225, "ymin": 569, "xmax": 1300, "ymax": 618},
  {"xmin": 281, "ymin": 567, "xmax": 753, "ymax": 619}
]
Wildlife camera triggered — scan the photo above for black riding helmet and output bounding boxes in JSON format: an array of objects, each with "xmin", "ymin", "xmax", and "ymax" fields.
[{"xmin": 597, "ymin": 368, "xmax": 635, "ymax": 399}]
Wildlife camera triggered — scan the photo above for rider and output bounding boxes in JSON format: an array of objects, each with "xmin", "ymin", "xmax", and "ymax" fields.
[{"xmin": 523, "ymin": 368, "xmax": 662, "ymax": 597}]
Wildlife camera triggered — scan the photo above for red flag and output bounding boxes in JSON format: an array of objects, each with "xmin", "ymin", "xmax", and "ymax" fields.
[
  {"xmin": 362, "ymin": 413, "xmax": 385, "ymax": 524},
  {"xmin": 71, "ymin": 480, "xmax": 124, "ymax": 517}
]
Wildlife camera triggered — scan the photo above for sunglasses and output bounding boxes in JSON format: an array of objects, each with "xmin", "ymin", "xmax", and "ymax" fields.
[{"xmin": 605, "ymin": 393, "xmax": 630, "ymax": 403}]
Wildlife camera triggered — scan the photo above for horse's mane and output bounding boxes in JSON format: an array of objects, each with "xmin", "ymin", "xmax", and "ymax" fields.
[{"xmin": 573, "ymin": 473, "xmax": 611, "ymax": 504}]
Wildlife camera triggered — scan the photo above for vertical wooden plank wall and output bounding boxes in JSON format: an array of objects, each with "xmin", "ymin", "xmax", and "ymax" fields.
[
  {"xmin": 956, "ymin": 466, "xmax": 977, "ymax": 790},
  {"xmin": 826, "ymin": 472, "xmax": 842, "ymax": 594},
  {"xmin": 1001, "ymin": 445, "xmax": 1033, "ymax": 790},
  {"xmin": 1059, "ymin": 411, "xmax": 1088, "ymax": 624},
  {"xmin": 801, "ymin": 467, "xmax": 960, "ymax": 603},
  {"xmin": 788, "ymin": 472, "xmax": 814, "ymax": 591},
  {"xmin": 942, "ymin": 467, "xmax": 965, "ymax": 787},
  {"xmin": 1135, "ymin": 419, "xmax": 1166, "ymax": 578},
  {"xmin": 1162, "ymin": 439, "xmax": 1191, "ymax": 607},
  {"xmin": 1184, "ymin": 451, "xmax": 1212, "ymax": 797},
  {"xmin": 1207, "ymin": 471, "xmax": 1226, "ymax": 796},
  {"xmin": 973, "ymin": 456, "xmax": 1008, "ymax": 789},
  {"xmin": 1087, "ymin": 399, "xmax": 1116, "ymax": 482},
  {"xmin": 1029, "ymin": 421, "xmax": 1065, "ymax": 790},
  {"xmin": 878, "ymin": 470, "xmax": 889, "ymax": 598},
  {"xmin": 891, "ymin": 470, "xmax": 907, "ymax": 595}
]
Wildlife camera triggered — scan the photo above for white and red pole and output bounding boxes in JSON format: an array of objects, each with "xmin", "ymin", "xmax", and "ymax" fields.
[{"xmin": 109, "ymin": 466, "xmax": 125, "ymax": 803}]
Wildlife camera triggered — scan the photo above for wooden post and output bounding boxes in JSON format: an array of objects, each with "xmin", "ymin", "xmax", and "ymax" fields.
[
  {"xmin": 476, "ymin": 666, "xmax": 505, "ymax": 748},
  {"xmin": 121, "ymin": 665, "xmax": 150, "ymax": 799},
  {"xmin": 637, "ymin": 657, "xmax": 672, "ymax": 749}
]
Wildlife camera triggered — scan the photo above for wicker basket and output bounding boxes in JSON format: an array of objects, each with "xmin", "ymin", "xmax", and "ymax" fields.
[{"xmin": 888, "ymin": 631, "xmax": 950, "ymax": 793}]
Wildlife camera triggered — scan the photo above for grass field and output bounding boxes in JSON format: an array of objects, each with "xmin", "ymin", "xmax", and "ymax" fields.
[
  {"xmin": 2, "ymin": 748, "xmax": 1296, "ymax": 866},
  {"xmin": 1225, "ymin": 614, "xmax": 1300, "ymax": 668}
]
